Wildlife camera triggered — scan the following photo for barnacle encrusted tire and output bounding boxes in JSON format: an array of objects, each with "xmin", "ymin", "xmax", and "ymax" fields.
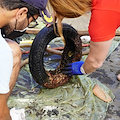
[{"xmin": 29, "ymin": 23, "xmax": 82, "ymax": 88}]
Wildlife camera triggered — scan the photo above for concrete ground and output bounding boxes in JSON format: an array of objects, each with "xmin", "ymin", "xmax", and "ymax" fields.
[{"xmin": 63, "ymin": 14, "xmax": 90, "ymax": 31}]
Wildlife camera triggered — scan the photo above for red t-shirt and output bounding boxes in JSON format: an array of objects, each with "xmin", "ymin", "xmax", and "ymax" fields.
[{"xmin": 89, "ymin": 0, "xmax": 120, "ymax": 42}]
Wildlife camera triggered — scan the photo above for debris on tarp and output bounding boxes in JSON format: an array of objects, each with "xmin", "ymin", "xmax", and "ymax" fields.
[{"xmin": 8, "ymin": 74, "xmax": 115, "ymax": 120}]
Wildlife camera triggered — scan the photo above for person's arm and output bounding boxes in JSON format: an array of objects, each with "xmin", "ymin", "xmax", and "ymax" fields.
[
  {"xmin": 0, "ymin": 94, "xmax": 12, "ymax": 120},
  {"xmin": 62, "ymin": 38, "xmax": 113, "ymax": 76},
  {"xmin": 0, "ymin": 39, "xmax": 21, "ymax": 120},
  {"xmin": 83, "ymin": 38, "xmax": 113, "ymax": 74}
]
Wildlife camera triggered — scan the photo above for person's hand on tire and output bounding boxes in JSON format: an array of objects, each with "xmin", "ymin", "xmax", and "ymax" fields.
[{"xmin": 62, "ymin": 61, "xmax": 85, "ymax": 76}]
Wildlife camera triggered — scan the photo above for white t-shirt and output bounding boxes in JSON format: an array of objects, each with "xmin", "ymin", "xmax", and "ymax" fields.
[{"xmin": 0, "ymin": 29, "xmax": 13, "ymax": 94}]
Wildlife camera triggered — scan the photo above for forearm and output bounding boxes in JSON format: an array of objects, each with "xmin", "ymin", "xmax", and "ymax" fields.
[
  {"xmin": 6, "ymin": 39, "xmax": 21, "ymax": 100},
  {"xmin": 0, "ymin": 94, "xmax": 11, "ymax": 120},
  {"xmin": 0, "ymin": 108, "xmax": 11, "ymax": 120},
  {"xmin": 83, "ymin": 39, "xmax": 113, "ymax": 74},
  {"xmin": 83, "ymin": 55, "xmax": 103, "ymax": 74}
]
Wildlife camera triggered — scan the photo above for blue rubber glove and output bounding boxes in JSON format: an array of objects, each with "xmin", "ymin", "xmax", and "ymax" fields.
[{"xmin": 62, "ymin": 61, "xmax": 84, "ymax": 76}]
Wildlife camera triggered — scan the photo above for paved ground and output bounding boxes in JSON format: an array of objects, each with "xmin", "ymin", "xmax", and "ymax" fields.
[{"xmin": 63, "ymin": 13, "xmax": 90, "ymax": 31}]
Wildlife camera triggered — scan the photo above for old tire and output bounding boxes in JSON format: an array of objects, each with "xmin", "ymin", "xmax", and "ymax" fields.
[{"xmin": 29, "ymin": 23, "xmax": 81, "ymax": 87}]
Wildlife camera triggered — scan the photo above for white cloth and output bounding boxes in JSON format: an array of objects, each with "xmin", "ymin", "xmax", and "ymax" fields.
[
  {"xmin": 80, "ymin": 36, "xmax": 91, "ymax": 43},
  {"xmin": 10, "ymin": 108, "xmax": 25, "ymax": 120},
  {"xmin": 0, "ymin": 29, "xmax": 13, "ymax": 94}
]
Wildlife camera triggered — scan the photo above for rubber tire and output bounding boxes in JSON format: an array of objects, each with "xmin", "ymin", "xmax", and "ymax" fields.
[{"xmin": 29, "ymin": 23, "xmax": 78, "ymax": 85}]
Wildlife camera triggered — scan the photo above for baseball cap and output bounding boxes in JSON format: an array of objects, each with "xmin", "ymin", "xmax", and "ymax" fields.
[{"xmin": 22, "ymin": 0, "xmax": 53, "ymax": 24}]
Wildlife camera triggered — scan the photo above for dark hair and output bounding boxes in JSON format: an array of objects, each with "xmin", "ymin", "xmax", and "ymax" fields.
[{"xmin": 0, "ymin": 0, "xmax": 39, "ymax": 18}]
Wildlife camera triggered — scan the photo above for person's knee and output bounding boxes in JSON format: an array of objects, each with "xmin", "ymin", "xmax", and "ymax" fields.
[{"xmin": 6, "ymin": 39, "xmax": 21, "ymax": 66}]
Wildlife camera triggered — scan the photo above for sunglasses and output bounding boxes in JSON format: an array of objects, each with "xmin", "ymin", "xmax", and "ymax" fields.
[{"xmin": 28, "ymin": 12, "xmax": 39, "ymax": 28}]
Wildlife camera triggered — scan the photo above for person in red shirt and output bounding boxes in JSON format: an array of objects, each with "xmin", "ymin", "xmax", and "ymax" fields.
[{"xmin": 49, "ymin": 0, "xmax": 120, "ymax": 77}]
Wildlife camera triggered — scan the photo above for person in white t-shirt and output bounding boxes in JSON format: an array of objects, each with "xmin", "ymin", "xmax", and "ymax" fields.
[{"xmin": 0, "ymin": 0, "xmax": 53, "ymax": 119}]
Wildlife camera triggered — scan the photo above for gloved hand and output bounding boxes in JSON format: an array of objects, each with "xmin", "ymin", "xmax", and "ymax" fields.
[{"xmin": 62, "ymin": 61, "xmax": 85, "ymax": 76}]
